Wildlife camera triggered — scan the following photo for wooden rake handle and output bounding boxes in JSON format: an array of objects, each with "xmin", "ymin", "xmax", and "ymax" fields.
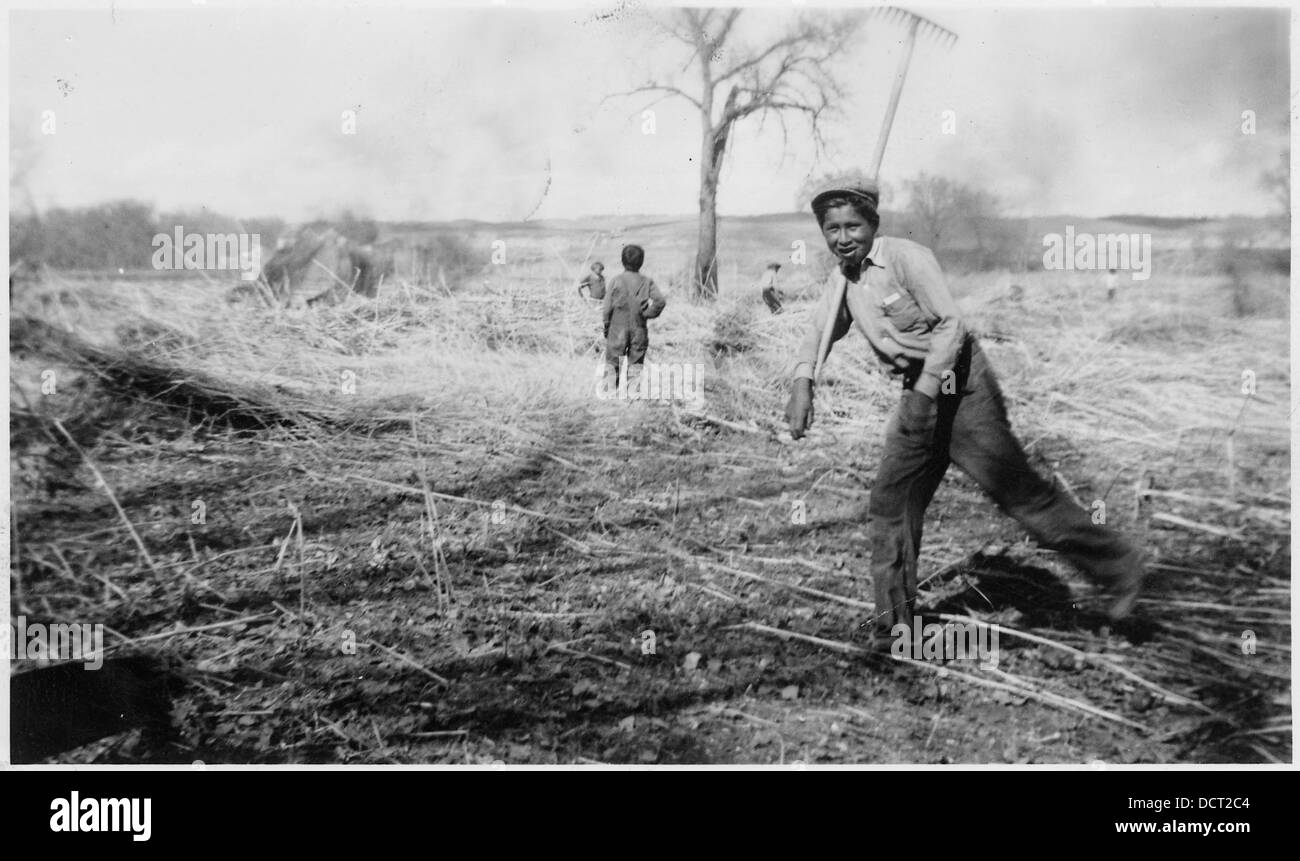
[{"xmin": 812, "ymin": 9, "xmax": 955, "ymax": 383}]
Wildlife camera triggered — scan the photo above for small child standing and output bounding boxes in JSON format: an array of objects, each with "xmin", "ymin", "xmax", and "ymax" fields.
[
  {"xmin": 579, "ymin": 261, "xmax": 606, "ymax": 300},
  {"xmin": 602, "ymin": 244, "xmax": 666, "ymax": 392}
]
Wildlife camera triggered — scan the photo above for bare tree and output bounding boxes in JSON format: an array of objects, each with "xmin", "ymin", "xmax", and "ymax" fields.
[
  {"xmin": 902, "ymin": 173, "xmax": 1013, "ymax": 266},
  {"xmin": 903, "ymin": 172, "xmax": 960, "ymax": 254},
  {"xmin": 9, "ymin": 119, "xmax": 42, "ymax": 216},
  {"xmin": 1260, "ymin": 146, "xmax": 1289, "ymax": 216},
  {"xmin": 620, "ymin": 8, "xmax": 861, "ymax": 299},
  {"xmin": 10, "ymin": 120, "xmax": 45, "ymax": 268},
  {"xmin": 952, "ymin": 186, "xmax": 1011, "ymax": 267}
]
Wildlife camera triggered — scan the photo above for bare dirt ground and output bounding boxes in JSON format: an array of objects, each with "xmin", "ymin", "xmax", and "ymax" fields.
[{"xmin": 8, "ymin": 222, "xmax": 1291, "ymax": 764}]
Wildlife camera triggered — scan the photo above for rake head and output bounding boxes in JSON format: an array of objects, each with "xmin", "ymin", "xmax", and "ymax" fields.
[{"xmin": 873, "ymin": 6, "xmax": 959, "ymax": 50}]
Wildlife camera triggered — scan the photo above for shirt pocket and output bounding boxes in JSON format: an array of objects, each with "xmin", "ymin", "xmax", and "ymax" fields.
[{"xmin": 878, "ymin": 288, "xmax": 928, "ymax": 334}]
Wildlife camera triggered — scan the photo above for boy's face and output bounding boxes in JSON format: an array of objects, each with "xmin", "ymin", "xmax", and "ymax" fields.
[
  {"xmin": 593, "ymin": 264, "xmax": 604, "ymax": 274},
  {"xmin": 819, "ymin": 204, "xmax": 876, "ymax": 268}
]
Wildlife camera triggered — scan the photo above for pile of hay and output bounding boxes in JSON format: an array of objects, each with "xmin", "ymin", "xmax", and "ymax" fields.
[
  {"xmin": 257, "ymin": 227, "xmax": 393, "ymax": 307},
  {"xmin": 11, "ymin": 315, "xmax": 330, "ymax": 431}
]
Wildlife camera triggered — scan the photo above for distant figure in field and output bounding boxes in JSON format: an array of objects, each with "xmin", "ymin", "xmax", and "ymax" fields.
[
  {"xmin": 1105, "ymin": 268, "xmax": 1119, "ymax": 301},
  {"xmin": 602, "ymin": 244, "xmax": 666, "ymax": 392},
  {"xmin": 579, "ymin": 261, "xmax": 606, "ymax": 300},
  {"xmin": 759, "ymin": 263, "xmax": 784, "ymax": 314}
]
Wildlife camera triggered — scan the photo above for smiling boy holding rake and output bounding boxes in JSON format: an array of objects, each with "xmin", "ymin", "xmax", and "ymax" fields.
[{"xmin": 784, "ymin": 182, "xmax": 1146, "ymax": 646}]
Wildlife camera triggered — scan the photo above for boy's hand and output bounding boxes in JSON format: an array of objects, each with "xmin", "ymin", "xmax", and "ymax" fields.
[
  {"xmin": 785, "ymin": 378, "xmax": 815, "ymax": 439},
  {"xmin": 640, "ymin": 292, "xmax": 666, "ymax": 318}
]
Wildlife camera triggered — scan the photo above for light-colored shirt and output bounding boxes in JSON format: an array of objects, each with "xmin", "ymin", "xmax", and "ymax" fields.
[
  {"xmin": 792, "ymin": 236, "xmax": 965, "ymax": 400},
  {"xmin": 580, "ymin": 272, "xmax": 606, "ymax": 299}
]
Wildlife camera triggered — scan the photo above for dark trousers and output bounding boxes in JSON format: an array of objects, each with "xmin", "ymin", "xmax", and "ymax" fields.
[
  {"xmin": 868, "ymin": 337, "xmax": 1139, "ymax": 634},
  {"xmin": 605, "ymin": 323, "xmax": 648, "ymax": 383},
  {"xmin": 762, "ymin": 287, "xmax": 784, "ymax": 314}
]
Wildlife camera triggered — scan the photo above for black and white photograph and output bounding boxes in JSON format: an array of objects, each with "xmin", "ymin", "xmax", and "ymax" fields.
[{"xmin": 4, "ymin": 0, "xmax": 1291, "ymax": 771}]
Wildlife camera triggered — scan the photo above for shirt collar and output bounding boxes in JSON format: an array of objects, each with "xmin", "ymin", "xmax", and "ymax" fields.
[
  {"xmin": 840, "ymin": 237, "xmax": 885, "ymax": 279},
  {"xmin": 864, "ymin": 236, "xmax": 885, "ymax": 268}
]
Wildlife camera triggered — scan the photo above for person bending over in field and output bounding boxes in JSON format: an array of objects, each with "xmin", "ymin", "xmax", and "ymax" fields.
[
  {"xmin": 579, "ymin": 261, "xmax": 606, "ymax": 300},
  {"xmin": 603, "ymin": 244, "xmax": 666, "ymax": 392},
  {"xmin": 759, "ymin": 262, "xmax": 784, "ymax": 314},
  {"xmin": 784, "ymin": 181, "xmax": 1146, "ymax": 645}
]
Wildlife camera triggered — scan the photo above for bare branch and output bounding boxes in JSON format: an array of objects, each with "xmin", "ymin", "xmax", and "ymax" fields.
[
  {"xmin": 604, "ymin": 82, "xmax": 704, "ymax": 112},
  {"xmin": 619, "ymin": 90, "xmax": 681, "ymax": 121},
  {"xmin": 663, "ymin": 8, "xmax": 703, "ymax": 46},
  {"xmin": 610, "ymin": 8, "xmax": 867, "ymax": 298},
  {"xmin": 711, "ymin": 8, "xmax": 743, "ymax": 56},
  {"xmin": 715, "ymin": 32, "xmax": 805, "ymax": 84}
]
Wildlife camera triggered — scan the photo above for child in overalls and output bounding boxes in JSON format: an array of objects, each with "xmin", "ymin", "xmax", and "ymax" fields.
[{"xmin": 602, "ymin": 244, "xmax": 666, "ymax": 392}]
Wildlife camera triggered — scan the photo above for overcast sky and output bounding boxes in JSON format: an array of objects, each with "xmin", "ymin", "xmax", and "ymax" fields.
[{"xmin": 7, "ymin": 2, "xmax": 1290, "ymax": 222}]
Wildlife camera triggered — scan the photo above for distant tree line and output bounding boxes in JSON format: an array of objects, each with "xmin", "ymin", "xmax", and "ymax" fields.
[
  {"xmin": 798, "ymin": 168, "xmax": 1288, "ymax": 275},
  {"xmin": 10, "ymin": 200, "xmax": 287, "ymax": 271}
]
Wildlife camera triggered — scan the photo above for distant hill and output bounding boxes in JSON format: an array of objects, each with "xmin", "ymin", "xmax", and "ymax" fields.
[
  {"xmin": 1099, "ymin": 215, "xmax": 1214, "ymax": 229},
  {"xmin": 374, "ymin": 211, "xmax": 1278, "ymax": 234},
  {"xmin": 15, "ymin": 202, "xmax": 1283, "ymax": 275}
]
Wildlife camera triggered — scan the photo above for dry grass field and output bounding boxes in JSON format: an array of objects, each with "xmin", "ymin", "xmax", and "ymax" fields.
[{"xmin": 8, "ymin": 214, "xmax": 1291, "ymax": 763}]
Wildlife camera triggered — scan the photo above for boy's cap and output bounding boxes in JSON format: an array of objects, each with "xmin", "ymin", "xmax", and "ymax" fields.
[{"xmin": 811, "ymin": 180, "xmax": 880, "ymax": 214}]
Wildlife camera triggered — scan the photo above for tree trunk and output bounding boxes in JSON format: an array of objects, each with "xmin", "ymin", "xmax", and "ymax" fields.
[
  {"xmin": 695, "ymin": 151, "xmax": 720, "ymax": 300},
  {"xmin": 693, "ymin": 88, "xmax": 738, "ymax": 301}
]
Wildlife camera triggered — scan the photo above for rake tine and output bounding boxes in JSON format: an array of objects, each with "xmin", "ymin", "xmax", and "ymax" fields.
[{"xmin": 879, "ymin": 7, "xmax": 959, "ymax": 51}]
